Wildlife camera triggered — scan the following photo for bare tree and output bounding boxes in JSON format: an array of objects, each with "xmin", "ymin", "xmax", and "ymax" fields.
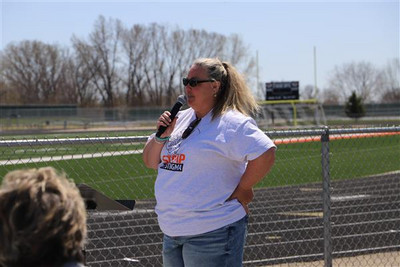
[
  {"xmin": 143, "ymin": 23, "xmax": 168, "ymax": 105},
  {"xmin": 121, "ymin": 24, "xmax": 150, "ymax": 106},
  {"xmin": 1, "ymin": 40, "xmax": 74, "ymax": 104},
  {"xmin": 161, "ymin": 27, "xmax": 187, "ymax": 105},
  {"xmin": 222, "ymin": 34, "xmax": 255, "ymax": 75},
  {"xmin": 176, "ymin": 30, "xmax": 256, "ymax": 97},
  {"xmin": 380, "ymin": 58, "xmax": 400, "ymax": 103},
  {"xmin": 321, "ymin": 87, "xmax": 340, "ymax": 105},
  {"xmin": 64, "ymin": 55, "xmax": 98, "ymax": 106},
  {"xmin": 0, "ymin": 60, "xmax": 20, "ymax": 104},
  {"xmin": 122, "ymin": 26, "xmax": 257, "ymax": 106},
  {"xmin": 327, "ymin": 61, "xmax": 383, "ymax": 103},
  {"xmin": 0, "ymin": 52, "xmax": 14, "ymax": 104},
  {"xmin": 72, "ymin": 15, "xmax": 123, "ymax": 107},
  {"xmin": 1, "ymin": 18, "xmax": 257, "ymax": 107}
]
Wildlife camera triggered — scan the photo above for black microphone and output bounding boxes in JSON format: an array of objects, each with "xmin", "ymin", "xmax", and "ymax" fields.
[{"xmin": 156, "ymin": 95, "xmax": 187, "ymax": 138}]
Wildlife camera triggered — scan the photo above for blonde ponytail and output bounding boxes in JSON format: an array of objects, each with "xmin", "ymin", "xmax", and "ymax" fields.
[{"xmin": 193, "ymin": 58, "xmax": 259, "ymax": 119}]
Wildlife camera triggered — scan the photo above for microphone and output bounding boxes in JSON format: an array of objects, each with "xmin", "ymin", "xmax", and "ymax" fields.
[{"xmin": 156, "ymin": 95, "xmax": 187, "ymax": 138}]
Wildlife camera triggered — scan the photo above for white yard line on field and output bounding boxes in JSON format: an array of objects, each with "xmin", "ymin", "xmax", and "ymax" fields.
[{"xmin": 0, "ymin": 150, "xmax": 144, "ymax": 166}]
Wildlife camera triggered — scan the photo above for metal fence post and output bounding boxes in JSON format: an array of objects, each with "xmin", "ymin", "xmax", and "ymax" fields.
[{"xmin": 321, "ymin": 126, "xmax": 332, "ymax": 267}]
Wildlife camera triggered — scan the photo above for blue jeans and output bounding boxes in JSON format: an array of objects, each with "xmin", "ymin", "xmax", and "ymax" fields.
[{"xmin": 162, "ymin": 215, "xmax": 248, "ymax": 267}]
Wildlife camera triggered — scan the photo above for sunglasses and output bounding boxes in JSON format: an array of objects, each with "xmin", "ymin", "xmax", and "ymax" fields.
[
  {"xmin": 182, "ymin": 118, "xmax": 201, "ymax": 139},
  {"xmin": 183, "ymin": 77, "xmax": 215, "ymax": 87}
]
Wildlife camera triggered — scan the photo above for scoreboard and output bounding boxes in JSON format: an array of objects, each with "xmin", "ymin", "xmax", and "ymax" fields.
[{"xmin": 265, "ymin": 81, "xmax": 299, "ymax": 101}]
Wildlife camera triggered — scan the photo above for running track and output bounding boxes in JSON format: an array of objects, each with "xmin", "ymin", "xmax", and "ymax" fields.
[{"xmin": 84, "ymin": 172, "xmax": 400, "ymax": 266}]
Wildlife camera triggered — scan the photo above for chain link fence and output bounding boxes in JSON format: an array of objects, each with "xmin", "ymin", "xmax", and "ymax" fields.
[
  {"xmin": 0, "ymin": 126, "xmax": 399, "ymax": 266},
  {"xmin": 1, "ymin": 104, "xmax": 399, "ymax": 132}
]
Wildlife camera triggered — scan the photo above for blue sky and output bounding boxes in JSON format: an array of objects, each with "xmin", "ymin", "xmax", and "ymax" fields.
[{"xmin": 2, "ymin": 0, "xmax": 399, "ymax": 94}]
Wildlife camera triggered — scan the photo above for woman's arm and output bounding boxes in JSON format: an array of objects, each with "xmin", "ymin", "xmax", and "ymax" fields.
[
  {"xmin": 142, "ymin": 138, "xmax": 166, "ymax": 169},
  {"xmin": 228, "ymin": 147, "xmax": 276, "ymax": 213},
  {"xmin": 142, "ymin": 113, "xmax": 177, "ymax": 169}
]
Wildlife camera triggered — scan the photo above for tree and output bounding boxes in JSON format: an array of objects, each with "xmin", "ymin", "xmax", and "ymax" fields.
[
  {"xmin": 345, "ymin": 91, "xmax": 365, "ymax": 119},
  {"xmin": 121, "ymin": 24, "xmax": 149, "ymax": 106},
  {"xmin": 72, "ymin": 15, "xmax": 123, "ymax": 107},
  {"xmin": 144, "ymin": 23, "xmax": 169, "ymax": 106},
  {"xmin": 0, "ymin": 71, "xmax": 20, "ymax": 104},
  {"xmin": 120, "ymin": 24, "xmax": 256, "ymax": 106},
  {"xmin": 321, "ymin": 88, "xmax": 340, "ymax": 105},
  {"xmin": 161, "ymin": 27, "xmax": 187, "ymax": 106},
  {"xmin": 65, "ymin": 56, "xmax": 98, "ymax": 106},
  {"xmin": 1, "ymin": 17, "xmax": 256, "ymax": 107},
  {"xmin": 223, "ymin": 34, "xmax": 256, "ymax": 89},
  {"xmin": 327, "ymin": 61, "xmax": 383, "ymax": 103},
  {"xmin": 1, "ymin": 41, "xmax": 74, "ymax": 104},
  {"xmin": 380, "ymin": 58, "xmax": 400, "ymax": 103},
  {"xmin": 381, "ymin": 89, "xmax": 400, "ymax": 103}
]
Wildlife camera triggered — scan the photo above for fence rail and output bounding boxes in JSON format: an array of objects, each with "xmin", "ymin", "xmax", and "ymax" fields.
[
  {"xmin": 2, "ymin": 126, "xmax": 399, "ymax": 146},
  {"xmin": 1, "ymin": 104, "xmax": 400, "ymax": 132},
  {"xmin": 0, "ymin": 126, "xmax": 399, "ymax": 266}
]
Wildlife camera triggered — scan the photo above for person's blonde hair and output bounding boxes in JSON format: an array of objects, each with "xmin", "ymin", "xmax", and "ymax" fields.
[
  {"xmin": 192, "ymin": 58, "xmax": 259, "ymax": 119},
  {"xmin": 0, "ymin": 167, "xmax": 87, "ymax": 267}
]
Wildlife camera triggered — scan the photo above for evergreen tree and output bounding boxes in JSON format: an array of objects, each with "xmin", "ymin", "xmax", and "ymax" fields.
[{"xmin": 345, "ymin": 91, "xmax": 365, "ymax": 119}]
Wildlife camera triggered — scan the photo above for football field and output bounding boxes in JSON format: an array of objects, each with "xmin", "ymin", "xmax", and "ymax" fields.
[
  {"xmin": 0, "ymin": 131, "xmax": 399, "ymax": 266},
  {"xmin": 0, "ymin": 134, "xmax": 399, "ymax": 200}
]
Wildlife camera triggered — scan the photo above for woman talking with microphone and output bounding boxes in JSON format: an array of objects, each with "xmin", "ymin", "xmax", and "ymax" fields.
[{"xmin": 143, "ymin": 57, "xmax": 276, "ymax": 267}]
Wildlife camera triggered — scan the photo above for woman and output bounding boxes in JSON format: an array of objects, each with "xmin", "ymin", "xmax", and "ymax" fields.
[{"xmin": 143, "ymin": 58, "xmax": 276, "ymax": 267}]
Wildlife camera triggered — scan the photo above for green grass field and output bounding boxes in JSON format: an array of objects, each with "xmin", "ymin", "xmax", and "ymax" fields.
[{"xmin": 0, "ymin": 135, "xmax": 399, "ymax": 200}]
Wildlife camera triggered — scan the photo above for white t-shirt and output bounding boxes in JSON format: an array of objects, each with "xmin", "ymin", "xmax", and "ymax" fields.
[{"xmin": 152, "ymin": 108, "xmax": 276, "ymax": 237}]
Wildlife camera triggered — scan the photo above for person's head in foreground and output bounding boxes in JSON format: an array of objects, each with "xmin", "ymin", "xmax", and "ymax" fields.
[{"xmin": 0, "ymin": 167, "xmax": 87, "ymax": 267}]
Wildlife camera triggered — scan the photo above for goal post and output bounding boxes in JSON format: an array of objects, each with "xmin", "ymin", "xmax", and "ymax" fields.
[{"xmin": 256, "ymin": 99, "xmax": 326, "ymax": 128}]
